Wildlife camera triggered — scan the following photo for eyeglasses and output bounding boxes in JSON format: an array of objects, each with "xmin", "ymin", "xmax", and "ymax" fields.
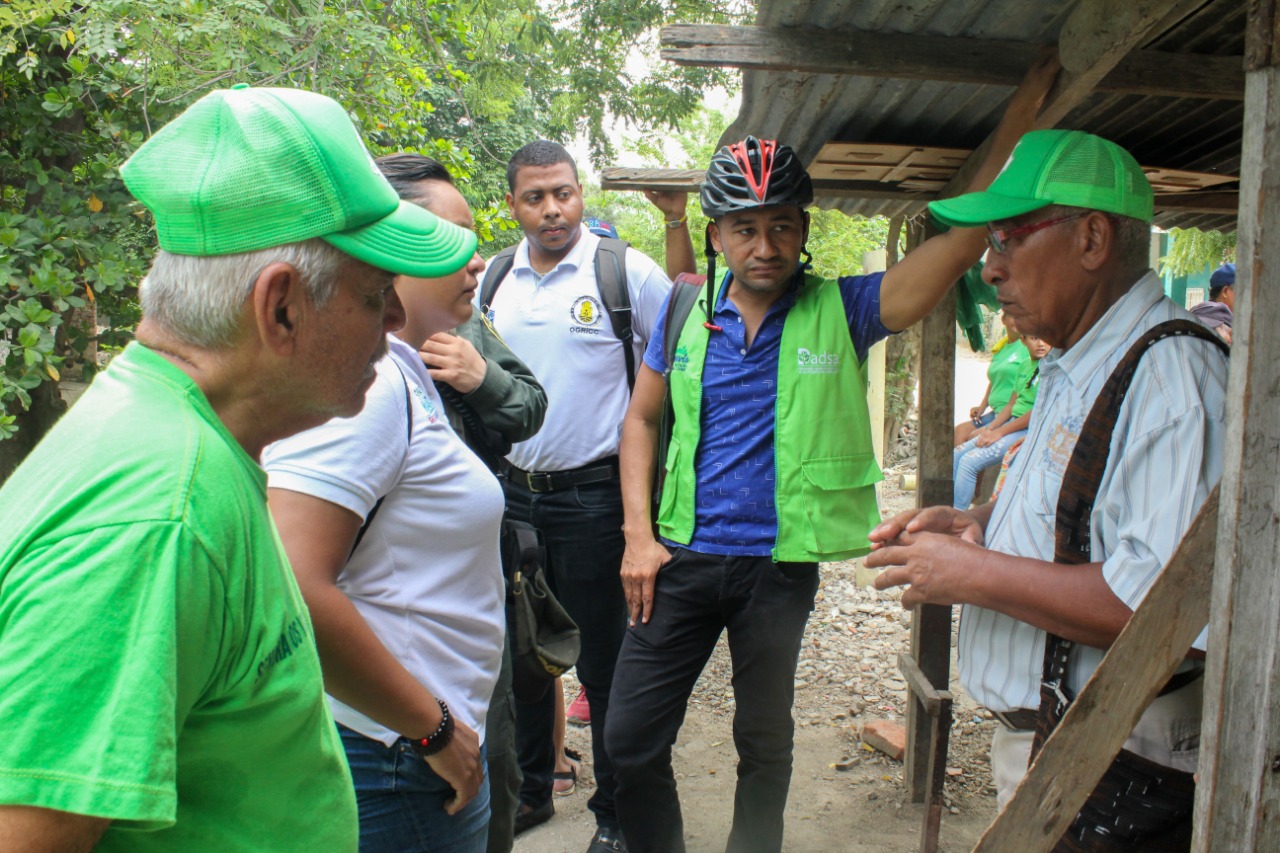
[{"xmin": 986, "ymin": 213, "xmax": 1087, "ymax": 254}]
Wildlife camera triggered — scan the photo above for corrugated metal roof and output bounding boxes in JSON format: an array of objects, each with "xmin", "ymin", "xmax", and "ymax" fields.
[{"xmin": 721, "ymin": 0, "xmax": 1245, "ymax": 229}]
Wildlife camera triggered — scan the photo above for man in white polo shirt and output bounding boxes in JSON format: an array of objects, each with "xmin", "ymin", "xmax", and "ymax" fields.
[
  {"xmin": 482, "ymin": 140, "xmax": 671, "ymax": 853},
  {"xmin": 867, "ymin": 129, "xmax": 1230, "ymax": 851}
]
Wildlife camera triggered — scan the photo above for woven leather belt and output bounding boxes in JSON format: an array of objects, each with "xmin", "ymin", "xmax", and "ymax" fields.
[
  {"xmin": 508, "ymin": 457, "xmax": 619, "ymax": 494},
  {"xmin": 991, "ymin": 708, "xmax": 1038, "ymax": 731}
]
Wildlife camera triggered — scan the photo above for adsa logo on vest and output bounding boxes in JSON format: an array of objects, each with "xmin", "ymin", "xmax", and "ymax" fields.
[
  {"xmin": 796, "ymin": 347, "xmax": 840, "ymax": 374},
  {"xmin": 672, "ymin": 344, "xmax": 690, "ymax": 373}
]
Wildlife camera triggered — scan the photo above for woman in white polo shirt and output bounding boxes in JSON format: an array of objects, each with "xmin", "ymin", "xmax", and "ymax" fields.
[{"xmin": 263, "ymin": 168, "xmax": 503, "ymax": 853}]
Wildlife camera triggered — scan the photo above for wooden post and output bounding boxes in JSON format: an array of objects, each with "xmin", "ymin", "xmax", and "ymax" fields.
[
  {"xmin": 1193, "ymin": 2, "xmax": 1280, "ymax": 849},
  {"xmin": 905, "ymin": 216, "xmax": 956, "ymax": 804}
]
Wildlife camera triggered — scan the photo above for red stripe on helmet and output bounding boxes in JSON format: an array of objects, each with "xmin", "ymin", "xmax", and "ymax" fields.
[{"xmin": 728, "ymin": 138, "xmax": 777, "ymax": 203}]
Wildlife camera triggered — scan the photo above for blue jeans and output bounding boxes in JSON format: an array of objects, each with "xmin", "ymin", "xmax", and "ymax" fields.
[
  {"xmin": 339, "ymin": 724, "xmax": 490, "ymax": 853},
  {"xmin": 605, "ymin": 549, "xmax": 820, "ymax": 853},
  {"xmin": 952, "ymin": 429, "xmax": 1026, "ymax": 509},
  {"xmin": 503, "ymin": 474, "xmax": 627, "ymax": 830},
  {"xmin": 971, "ymin": 410, "xmax": 996, "ymax": 429}
]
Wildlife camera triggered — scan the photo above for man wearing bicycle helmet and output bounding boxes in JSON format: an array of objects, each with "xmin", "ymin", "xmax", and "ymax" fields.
[{"xmin": 607, "ymin": 56, "xmax": 1059, "ymax": 853}]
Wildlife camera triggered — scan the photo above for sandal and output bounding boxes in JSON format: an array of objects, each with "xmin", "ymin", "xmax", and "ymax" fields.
[
  {"xmin": 553, "ymin": 748, "xmax": 581, "ymax": 797},
  {"xmin": 552, "ymin": 765, "xmax": 577, "ymax": 796}
]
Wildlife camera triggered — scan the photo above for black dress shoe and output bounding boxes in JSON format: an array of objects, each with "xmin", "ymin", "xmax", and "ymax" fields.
[
  {"xmin": 586, "ymin": 826, "xmax": 628, "ymax": 852},
  {"xmin": 513, "ymin": 800, "xmax": 554, "ymax": 836}
]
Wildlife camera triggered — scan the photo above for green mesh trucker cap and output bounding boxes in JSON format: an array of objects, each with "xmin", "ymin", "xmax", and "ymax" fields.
[
  {"xmin": 121, "ymin": 85, "xmax": 477, "ymax": 278},
  {"xmin": 928, "ymin": 129, "xmax": 1153, "ymax": 228}
]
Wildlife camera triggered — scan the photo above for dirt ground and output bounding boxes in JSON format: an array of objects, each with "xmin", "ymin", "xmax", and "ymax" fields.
[{"xmin": 514, "ymin": 346, "xmax": 998, "ymax": 853}]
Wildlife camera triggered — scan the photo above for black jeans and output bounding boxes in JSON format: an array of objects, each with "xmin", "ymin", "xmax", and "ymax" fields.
[
  {"xmin": 484, "ymin": 636, "xmax": 520, "ymax": 853},
  {"xmin": 604, "ymin": 548, "xmax": 819, "ymax": 853},
  {"xmin": 504, "ymin": 475, "xmax": 627, "ymax": 830}
]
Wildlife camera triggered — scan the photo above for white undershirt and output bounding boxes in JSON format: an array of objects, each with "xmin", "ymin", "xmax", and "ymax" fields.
[{"xmin": 263, "ymin": 336, "xmax": 505, "ymax": 744}]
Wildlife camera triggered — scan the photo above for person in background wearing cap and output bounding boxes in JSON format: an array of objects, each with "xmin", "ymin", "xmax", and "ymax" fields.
[
  {"xmin": 1208, "ymin": 262, "xmax": 1236, "ymax": 316},
  {"xmin": 0, "ymin": 85, "xmax": 475, "ymax": 853},
  {"xmin": 1190, "ymin": 299, "xmax": 1232, "ymax": 345},
  {"xmin": 264, "ymin": 152, "xmax": 511, "ymax": 853},
  {"xmin": 609, "ymin": 55, "xmax": 1059, "ymax": 853},
  {"xmin": 483, "ymin": 140, "xmax": 672, "ymax": 853},
  {"xmin": 867, "ymin": 128, "xmax": 1229, "ymax": 849}
]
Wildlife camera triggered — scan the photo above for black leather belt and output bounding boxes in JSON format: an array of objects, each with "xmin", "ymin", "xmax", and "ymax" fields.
[
  {"xmin": 991, "ymin": 708, "xmax": 1038, "ymax": 731},
  {"xmin": 508, "ymin": 457, "xmax": 619, "ymax": 494}
]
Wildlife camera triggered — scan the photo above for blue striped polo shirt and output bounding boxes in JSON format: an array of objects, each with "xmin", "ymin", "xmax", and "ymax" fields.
[{"xmin": 643, "ymin": 268, "xmax": 889, "ymax": 556}]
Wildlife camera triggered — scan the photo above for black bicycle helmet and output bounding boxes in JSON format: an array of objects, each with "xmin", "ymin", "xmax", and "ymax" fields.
[{"xmin": 700, "ymin": 136, "xmax": 813, "ymax": 218}]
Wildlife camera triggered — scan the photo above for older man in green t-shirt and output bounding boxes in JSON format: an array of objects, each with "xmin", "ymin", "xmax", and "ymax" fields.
[{"xmin": 0, "ymin": 86, "xmax": 475, "ymax": 852}]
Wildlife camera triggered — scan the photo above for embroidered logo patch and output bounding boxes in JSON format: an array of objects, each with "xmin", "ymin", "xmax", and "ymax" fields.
[
  {"xmin": 569, "ymin": 295, "xmax": 605, "ymax": 336},
  {"xmin": 672, "ymin": 344, "xmax": 690, "ymax": 373},
  {"xmin": 797, "ymin": 347, "xmax": 839, "ymax": 374}
]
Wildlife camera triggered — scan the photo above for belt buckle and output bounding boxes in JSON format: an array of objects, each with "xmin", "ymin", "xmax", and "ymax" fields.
[{"xmin": 526, "ymin": 471, "xmax": 553, "ymax": 493}]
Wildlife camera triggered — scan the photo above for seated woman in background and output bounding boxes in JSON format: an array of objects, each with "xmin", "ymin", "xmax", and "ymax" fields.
[
  {"xmin": 952, "ymin": 334, "xmax": 1051, "ymax": 509},
  {"xmin": 954, "ymin": 313, "xmax": 1028, "ymax": 446},
  {"xmin": 263, "ymin": 167, "xmax": 503, "ymax": 853}
]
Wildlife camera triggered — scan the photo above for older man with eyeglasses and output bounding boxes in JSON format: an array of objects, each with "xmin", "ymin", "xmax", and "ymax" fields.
[{"xmin": 868, "ymin": 129, "xmax": 1230, "ymax": 852}]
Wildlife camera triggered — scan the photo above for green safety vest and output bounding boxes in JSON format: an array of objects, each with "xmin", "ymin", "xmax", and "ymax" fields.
[{"xmin": 657, "ymin": 273, "xmax": 885, "ymax": 562}]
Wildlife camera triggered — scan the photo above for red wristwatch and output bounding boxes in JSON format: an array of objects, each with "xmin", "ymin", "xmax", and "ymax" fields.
[{"xmin": 407, "ymin": 699, "xmax": 454, "ymax": 759}]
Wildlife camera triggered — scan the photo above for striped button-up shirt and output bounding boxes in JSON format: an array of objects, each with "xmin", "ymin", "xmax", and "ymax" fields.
[{"xmin": 958, "ymin": 272, "xmax": 1229, "ymax": 712}]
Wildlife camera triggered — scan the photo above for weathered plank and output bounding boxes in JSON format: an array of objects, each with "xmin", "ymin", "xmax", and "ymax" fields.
[
  {"xmin": 1192, "ymin": 1, "xmax": 1280, "ymax": 849},
  {"xmin": 905, "ymin": 233, "xmax": 956, "ymax": 805},
  {"xmin": 941, "ymin": 0, "xmax": 1187, "ymax": 198},
  {"xmin": 1153, "ymin": 190, "xmax": 1240, "ymax": 213},
  {"xmin": 660, "ymin": 23, "xmax": 1243, "ymax": 101},
  {"xmin": 1057, "ymin": 0, "xmax": 1210, "ymax": 75},
  {"xmin": 921, "ymin": 691, "xmax": 954, "ymax": 853},
  {"xmin": 898, "ymin": 652, "xmax": 945, "ymax": 717},
  {"xmin": 1040, "ymin": 0, "xmax": 1191, "ymax": 127},
  {"xmin": 599, "ymin": 167, "xmax": 703, "ymax": 193},
  {"xmin": 972, "ymin": 489, "xmax": 1220, "ymax": 853}
]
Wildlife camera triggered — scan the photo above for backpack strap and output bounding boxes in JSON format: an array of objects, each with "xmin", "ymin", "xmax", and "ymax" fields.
[
  {"xmin": 652, "ymin": 273, "xmax": 707, "ymax": 518},
  {"xmin": 350, "ymin": 362, "xmax": 415, "ymax": 557},
  {"xmin": 1032, "ymin": 319, "xmax": 1229, "ymax": 756},
  {"xmin": 480, "ymin": 238, "xmax": 637, "ymax": 391},
  {"xmin": 479, "ymin": 245, "xmax": 519, "ymax": 314},
  {"xmin": 593, "ymin": 237, "xmax": 634, "ymax": 392}
]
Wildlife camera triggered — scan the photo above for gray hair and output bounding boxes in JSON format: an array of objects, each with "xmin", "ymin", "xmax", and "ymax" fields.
[
  {"xmin": 140, "ymin": 238, "xmax": 348, "ymax": 349},
  {"xmin": 1047, "ymin": 204, "xmax": 1151, "ymax": 272},
  {"xmin": 1108, "ymin": 213, "xmax": 1152, "ymax": 272}
]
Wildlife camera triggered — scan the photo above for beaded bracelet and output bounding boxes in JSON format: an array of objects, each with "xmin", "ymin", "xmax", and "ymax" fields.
[{"xmin": 407, "ymin": 698, "xmax": 454, "ymax": 759}]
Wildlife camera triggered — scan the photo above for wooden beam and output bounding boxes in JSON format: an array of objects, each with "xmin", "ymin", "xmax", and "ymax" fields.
[
  {"xmin": 940, "ymin": 0, "xmax": 1187, "ymax": 199},
  {"xmin": 906, "ymin": 215, "xmax": 956, "ymax": 805},
  {"xmin": 660, "ymin": 24, "xmax": 1243, "ymax": 101},
  {"xmin": 1038, "ymin": 0, "xmax": 1193, "ymax": 127},
  {"xmin": 599, "ymin": 167, "xmax": 703, "ymax": 193},
  {"xmin": 810, "ymin": 180, "xmax": 936, "ymax": 201},
  {"xmin": 1153, "ymin": 190, "xmax": 1240, "ymax": 213},
  {"xmin": 921, "ymin": 692, "xmax": 954, "ymax": 853},
  {"xmin": 1193, "ymin": 2, "xmax": 1280, "ymax": 849},
  {"xmin": 898, "ymin": 652, "xmax": 946, "ymax": 717},
  {"xmin": 1057, "ymin": 0, "xmax": 1211, "ymax": 76},
  {"xmin": 972, "ymin": 489, "xmax": 1220, "ymax": 853}
]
